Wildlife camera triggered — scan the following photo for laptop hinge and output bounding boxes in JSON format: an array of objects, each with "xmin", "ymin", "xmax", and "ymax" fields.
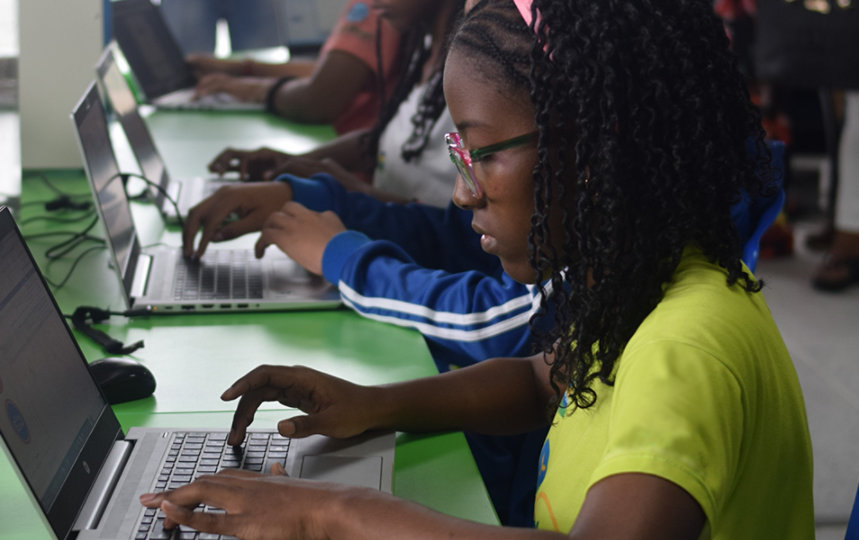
[
  {"xmin": 131, "ymin": 253, "xmax": 152, "ymax": 299},
  {"xmin": 73, "ymin": 440, "xmax": 133, "ymax": 532}
]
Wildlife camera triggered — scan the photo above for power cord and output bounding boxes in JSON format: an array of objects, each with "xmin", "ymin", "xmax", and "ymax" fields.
[
  {"xmin": 22, "ymin": 215, "xmax": 106, "ymax": 289},
  {"xmin": 42, "ymin": 245, "xmax": 105, "ymax": 289},
  {"xmin": 43, "ymin": 215, "xmax": 101, "ymax": 259},
  {"xmin": 110, "ymin": 171, "xmax": 185, "ymax": 228},
  {"xmin": 66, "ymin": 306, "xmax": 151, "ymax": 355},
  {"xmin": 19, "ymin": 173, "xmax": 93, "ymax": 212}
]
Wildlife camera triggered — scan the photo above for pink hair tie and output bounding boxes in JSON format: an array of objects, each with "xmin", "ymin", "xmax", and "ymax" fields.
[
  {"xmin": 513, "ymin": 0, "xmax": 548, "ymax": 55},
  {"xmin": 514, "ymin": 0, "xmax": 544, "ymax": 30},
  {"xmin": 513, "ymin": 0, "xmax": 534, "ymax": 26}
]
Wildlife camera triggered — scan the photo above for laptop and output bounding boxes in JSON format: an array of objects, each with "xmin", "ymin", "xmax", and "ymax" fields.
[
  {"xmin": 96, "ymin": 43, "xmax": 236, "ymax": 223},
  {"xmin": 110, "ymin": 0, "xmax": 262, "ymax": 111},
  {"xmin": 0, "ymin": 205, "xmax": 394, "ymax": 540},
  {"xmin": 71, "ymin": 81, "xmax": 341, "ymax": 314}
]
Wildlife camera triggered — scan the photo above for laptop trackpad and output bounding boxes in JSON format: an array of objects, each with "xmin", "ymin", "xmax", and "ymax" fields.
[{"xmin": 299, "ymin": 455, "xmax": 383, "ymax": 490}]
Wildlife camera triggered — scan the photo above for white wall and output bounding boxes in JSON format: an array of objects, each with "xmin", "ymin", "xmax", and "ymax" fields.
[{"xmin": 18, "ymin": 0, "xmax": 102, "ymax": 168}]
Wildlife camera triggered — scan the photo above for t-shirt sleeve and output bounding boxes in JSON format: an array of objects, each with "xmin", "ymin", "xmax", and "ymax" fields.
[{"xmin": 589, "ymin": 339, "xmax": 745, "ymax": 528}]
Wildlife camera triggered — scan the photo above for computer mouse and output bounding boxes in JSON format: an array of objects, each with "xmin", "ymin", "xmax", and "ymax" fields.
[{"xmin": 88, "ymin": 357, "xmax": 156, "ymax": 404}]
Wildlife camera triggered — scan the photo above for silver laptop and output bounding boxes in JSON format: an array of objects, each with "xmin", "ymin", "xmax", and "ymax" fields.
[
  {"xmin": 71, "ymin": 82, "xmax": 341, "ymax": 314},
  {"xmin": 96, "ymin": 43, "xmax": 235, "ymax": 223},
  {"xmin": 110, "ymin": 0, "xmax": 262, "ymax": 111},
  {"xmin": 0, "ymin": 205, "xmax": 394, "ymax": 540}
]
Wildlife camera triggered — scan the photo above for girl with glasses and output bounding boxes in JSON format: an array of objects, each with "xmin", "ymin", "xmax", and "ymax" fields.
[{"xmin": 144, "ymin": 0, "xmax": 814, "ymax": 537}]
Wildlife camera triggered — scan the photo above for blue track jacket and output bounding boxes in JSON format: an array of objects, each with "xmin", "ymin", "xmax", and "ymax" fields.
[{"xmin": 282, "ymin": 173, "xmax": 544, "ymax": 372}]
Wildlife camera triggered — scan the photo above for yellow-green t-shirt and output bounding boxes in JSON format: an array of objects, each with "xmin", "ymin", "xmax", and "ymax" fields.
[{"xmin": 533, "ymin": 250, "xmax": 814, "ymax": 538}]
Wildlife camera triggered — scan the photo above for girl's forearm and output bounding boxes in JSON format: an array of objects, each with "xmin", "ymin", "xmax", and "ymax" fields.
[{"xmin": 370, "ymin": 355, "xmax": 556, "ymax": 435}]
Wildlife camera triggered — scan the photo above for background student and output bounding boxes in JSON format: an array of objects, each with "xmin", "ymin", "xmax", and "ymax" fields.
[
  {"xmin": 812, "ymin": 91, "xmax": 859, "ymax": 292},
  {"xmin": 200, "ymin": 0, "xmax": 466, "ymax": 207},
  {"xmin": 159, "ymin": 0, "xmax": 285, "ymax": 54},
  {"xmin": 142, "ymin": 0, "xmax": 814, "ymax": 537},
  {"xmin": 183, "ymin": 0, "xmax": 402, "ymax": 135}
]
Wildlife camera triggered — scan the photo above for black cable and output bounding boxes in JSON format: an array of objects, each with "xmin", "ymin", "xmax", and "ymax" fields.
[
  {"xmin": 44, "ymin": 215, "xmax": 102, "ymax": 260},
  {"xmin": 44, "ymin": 194, "xmax": 92, "ymax": 211},
  {"xmin": 42, "ymin": 245, "xmax": 105, "ymax": 290},
  {"xmin": 22, "ymin": 230, "xmax": 103, "ymax": 243},
  {"xmin": 64, "ymin": 306, "xmax": 150, "ymax": 355},
  {"xmin": 20, "ymin": 173, "xmax": 93, "ymax": 210},
  {"xmin": 16, "ymin": 211, "xmax": 96, "ymax": 226},
  {"xmin": 110, "ymin": 171, "xmax": 185, "ymax": 227},
  {"xmin": 31, "ymin": 172, "xmax": 69, "ymax": 195}
]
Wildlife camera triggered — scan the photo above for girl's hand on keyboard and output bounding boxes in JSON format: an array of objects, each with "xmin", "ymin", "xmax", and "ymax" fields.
[
  {"xmin": 221, "ymin": 365, "xmax": 383, "ymax": 445},
  {"xmin": 140, "ymin": 468, "xmax": 348, "ymax": 540},
  {"xmin": 254, "ymin": 202, "xmax": 346, "ymax": 274},
  {"xmin": 183, "ymin": 182, "xmax": 294, "ymax": 259}
]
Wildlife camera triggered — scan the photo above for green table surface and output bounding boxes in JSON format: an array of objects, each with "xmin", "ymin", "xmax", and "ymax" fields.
[{"xmin": 1, "ymin": 111, "xmax": 498, "ymax": 538}]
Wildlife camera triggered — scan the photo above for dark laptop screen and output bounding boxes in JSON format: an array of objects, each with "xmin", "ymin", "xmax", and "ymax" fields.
[
  {"xmin": 0, "ymin": 208, "xmax": 116, "ymax": 538},
  {"xmin": 97, "ymin": 46, "xmax": 169, "ymax": 207},
  {"xmin": 111, "ymin": 0, "xmax": 196, "ymax": 99},
  {"xmin": 71, "ymin": 83, "xmax": 139, "ymax": 297}
]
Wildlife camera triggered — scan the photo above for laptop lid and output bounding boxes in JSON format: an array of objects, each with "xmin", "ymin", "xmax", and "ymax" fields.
[
  {"xmin": 110, "ymin": 0, "xmax": 196, "ymax": 101},
  {"xmin": 71, "ymin": 81, "xmax": 142, "ymax": 306},
  {"xmin": 71, "ymin": 82, "xmax": 342, "ymax": 313},
  {"xmin": 95, "ymin": 44, "xmax": 171, "ymax": 207},
  {"xmin": 0, "ymin": 206, "xmax": 123, "ymax": 540},
  {"xmin": 0, "ymin": 207, "xmax": 390, "ymax": 539}
]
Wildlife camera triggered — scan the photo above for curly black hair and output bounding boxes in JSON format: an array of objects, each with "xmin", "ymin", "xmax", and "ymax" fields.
[
  {"xmin": 450, "ymin": 0, "xmax": 775, "ymax": 410},
  {"xmin": 363, "ymin": 0, "xmax": 465, "ymax": 162}
]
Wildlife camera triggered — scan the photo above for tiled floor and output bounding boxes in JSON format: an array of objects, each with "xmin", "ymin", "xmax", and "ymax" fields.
[{"xmin": 757, "ymin": 215, "xmax": 858, "ymax": 539}]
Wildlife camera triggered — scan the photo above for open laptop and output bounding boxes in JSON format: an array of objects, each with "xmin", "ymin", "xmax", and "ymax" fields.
[
  {"xmin": 71, "ymin": 81, "xmax": 341, "ymax": 314},
  {"xmin": 0, "ymin": 205, "xmax": 394, "ymax": 540},
  {"xmin": 96, "ymin": 43, "xmax": 236, "ymax": 223},
  {"xmin": 110, "ymin": 0, "xmax": 262, "ymax": 111}
]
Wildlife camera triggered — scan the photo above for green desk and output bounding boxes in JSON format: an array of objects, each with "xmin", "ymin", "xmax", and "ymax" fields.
[
  {"xmin": 136, "ymin": 107, "xmax": 335, "ymax": 178},
  {"xmin": 1, "ymin": 112, "xmax": 498, "ymax": 538}
]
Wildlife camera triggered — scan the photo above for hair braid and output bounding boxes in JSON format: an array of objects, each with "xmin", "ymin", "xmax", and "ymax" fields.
[
  {"xmin": 364, "ymin": 0, "xmax": 465, "ymax": 162},
  {"xmin": 450, "ymin": 0, "xmax": 773, "ymax": 410}
]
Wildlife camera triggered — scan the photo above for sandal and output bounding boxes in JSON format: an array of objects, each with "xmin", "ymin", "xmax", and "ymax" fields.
[
  {"xmin": 811, "ymin": 255, "xmax": 859, "ymax": 292},
  {"xmin": 804, "ymin": 225, "xmax": 834, "ymax": 252}
]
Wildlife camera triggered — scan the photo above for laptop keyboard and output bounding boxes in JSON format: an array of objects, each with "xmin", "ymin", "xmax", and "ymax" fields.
[
  {"xmin": 173, "ymin": 250, "xmax": 264, "ymax": 301},
  {"xmin": 137, "ymin": 431, "xmax": 290, "ymax": 540}
]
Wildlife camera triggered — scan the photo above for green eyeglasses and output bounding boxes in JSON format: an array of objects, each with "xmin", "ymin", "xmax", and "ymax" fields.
[{"xmin": 444, "ymin": 131, "xmax": 538, "ymax": 198}]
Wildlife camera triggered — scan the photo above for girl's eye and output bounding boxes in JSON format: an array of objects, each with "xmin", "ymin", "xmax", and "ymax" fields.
[{"xmin": 472, "ymin": 152, "xmax": 496, "ymax": 165}]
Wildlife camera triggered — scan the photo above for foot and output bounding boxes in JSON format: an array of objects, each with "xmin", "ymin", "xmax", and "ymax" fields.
[
  {"xmin": 804, "ymin": 224, "xmax": 834, "ymax": 252},
  {"xmin": 812, "ymin": 231, "xmax": 859, "ymax": 292}
]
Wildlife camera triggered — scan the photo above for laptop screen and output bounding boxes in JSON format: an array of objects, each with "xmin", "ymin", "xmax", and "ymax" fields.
[
  {"xmin": 71, "ymin": 83, "xmax": 140, "ymax": 297},
  {"xmin": 97, "ymin": 45, "xmax": 170, "ymax": 206},
  {"xmin": 0, "ymin": 208, "xmax": 118, "ymax": 538},
  {"xmin": 111, "ymin": 0, "xmax": 196, "ymax": 100}
]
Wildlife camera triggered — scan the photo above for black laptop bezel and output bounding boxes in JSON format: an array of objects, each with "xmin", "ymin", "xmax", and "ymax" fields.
[
  {"xmin": 95, "ymin": 44, "xmax": 172, "ymax": 211},
  {"xmin": 0, "ymin": 207, "xmax": 124, "ymax": 540},
  {"xmin": 110, "ymin": 0, "xmax": 197, "ymax": 100},
  {"xmin": 70, "ymin": 82, "xmax": 144, "ymax": 303}
]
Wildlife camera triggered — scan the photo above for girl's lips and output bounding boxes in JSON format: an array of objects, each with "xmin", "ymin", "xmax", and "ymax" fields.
[
  {"xmin": 480, "ymin": 233, "xmax": 497, "ymax": 253},
  {"xmin": 472, "ymin": 223, "xmax": 495, "ymax": 253}
]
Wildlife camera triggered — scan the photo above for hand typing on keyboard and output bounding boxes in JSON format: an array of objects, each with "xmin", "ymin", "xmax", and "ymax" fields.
[
  {"xmin": 139, "ymin": 365, "xmax": 394, "ymax": 539},
  {"xmin": 137, "ymin": 431, "xmax": 292, "ymax": 540},
  {"xmin": 254, "ymin": 202, "xmax": 346, "ymax": 275}
]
